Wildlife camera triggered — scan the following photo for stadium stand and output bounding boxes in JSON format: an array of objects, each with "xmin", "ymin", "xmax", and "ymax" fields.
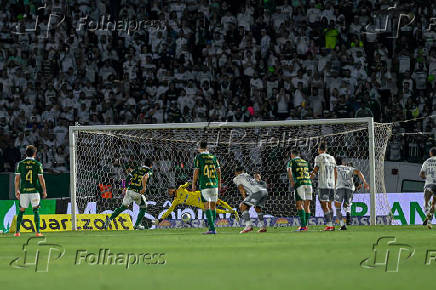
[{"xmin": 0, "ymin": 0, "xmax": 435, "ymax": 173}]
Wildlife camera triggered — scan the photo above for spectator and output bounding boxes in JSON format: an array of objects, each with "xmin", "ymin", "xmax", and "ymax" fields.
[{"xmin": 0, "ymin": 0, "xmax": 433, "ymax": 173}]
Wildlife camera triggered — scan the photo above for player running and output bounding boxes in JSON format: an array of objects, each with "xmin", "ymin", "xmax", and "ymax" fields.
[
  {"xmin": 287, "ymin": 150, "xmax": 312, "ymax": 232},
  {"xmin": 421, "ymin": 147, "xmax": 436, "ymax": 229},
  {"xmin": 233, "ymin": 167, "xmax": 268, "ymax": 233},
  {"xmin": 334, "ymin": 157, "xmax": 369, "ymax": 230},
  {"xmin": 310, "ymin": 142, "xmax": 337, "ymax": 231},
  {"xmin": 192, "ymin": 141, "xmax": 221, "ymax": 235},
  {"xmin": 104, "ymin": 159, "xmax": 153, "ymax": 230},
  {"xmin": 14, "ymin": 145, "xmax": 47, "ymax": 237},
  {"xmin": 153, "ymin": 182, "xmax": 239, "ymax": 224}
]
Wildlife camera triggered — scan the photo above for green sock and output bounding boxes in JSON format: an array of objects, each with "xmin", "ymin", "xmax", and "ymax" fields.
[
  {"xmin": 110, "ymin": 206, "xmax": 127, "ymax": 220},
  {"xmin": 305, "ymin": 212, "xmax": 311, "ymax": 225},
  {"xmin": 298, "ymin": 209, "xmax": 306, "ymax": 227},
  {"xmin": 33, "ymin": 209, "xmax": 40, "ymax": 233},
  {"xmin": 212, "ymin": 209, "xmax": 216, "ymax": 222},
  {"xmin": 205, "ymin": 209, "xmax": 215, "ymax": 231},
  {"xmin": 135, "ymin": 208, "xmax": 147, "ymax": 228},
  {"xmin": 16, "ymin": 211, "xmax": 24, "ymax": 233}
]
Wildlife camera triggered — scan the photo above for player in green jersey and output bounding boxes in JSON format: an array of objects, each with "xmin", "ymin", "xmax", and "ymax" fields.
[
  {"xmin": 287, "ymin": 149, "xmax": 312, "ymax": 232},
  {"xmin": 14, "ymin": 145, "xmax": 47, "ymax": 237},
  {"xmin": 104, "ymin": 159, "xmax": 153, "ymax": 230},
  {"xmin": 192, "ymin": 141, "xmax": 221, "ymax": 234}
]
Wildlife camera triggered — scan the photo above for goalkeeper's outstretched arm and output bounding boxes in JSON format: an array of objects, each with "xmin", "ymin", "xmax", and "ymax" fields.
[
  {"xmin": 157, "ymin": 183, "xmax": 189, "ymax": 221},
  {"xmin": 160, "ymin": 201, "xmax": 179, "ymax": 220}
]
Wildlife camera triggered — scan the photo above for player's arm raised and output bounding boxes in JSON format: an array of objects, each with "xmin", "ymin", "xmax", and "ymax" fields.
[
  {"xmin": 217, "ymin": 166, "xmax": 222, "ymax": 193},
  {"xmin": 419, "ymin": 162, "xmax": 427, "ymax": 179},
  {"xmin": 420, "ymin": 171, "xmax": 426, "ymax": 179},
  {"xmin": 354, "ymin": 169, "xmax": 369, "ymax": 190},
  {"xmin": 237, "ymin": 184, "xmax": 247, "ymax": 199},
  {"xmin": 287, "ymin": 167, "xmax": 295, "ymax": 187},
  {"xmin": 38, "ymin": 174, "xmax": 47, "ymax": 199},
  {"xmin": 14, "ymin": 173, "xmax": 20, "ymax": 199},
  {"xmin": 140, "ymin": 173, "xmax": 150, "ymax": 195},
  {"xmin": 192, "ymin": 168, "xmax": 199, "ymax": 191}
]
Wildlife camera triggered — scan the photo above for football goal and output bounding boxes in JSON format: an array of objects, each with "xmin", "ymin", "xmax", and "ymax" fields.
[{"xmin": 69, "ymin": 117, "xmax": 392, "ymax": 230}]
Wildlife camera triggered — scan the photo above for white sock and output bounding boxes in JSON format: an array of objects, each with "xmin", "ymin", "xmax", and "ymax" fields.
[{"xmin": 242, "ymin": 211, "xmax": 252, "ymax": 227}]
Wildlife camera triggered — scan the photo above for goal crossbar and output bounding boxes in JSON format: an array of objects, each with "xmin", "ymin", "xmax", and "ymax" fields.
[{"xmin": 69, "ymin": 117, "xmax": 375, "ymax": 131}]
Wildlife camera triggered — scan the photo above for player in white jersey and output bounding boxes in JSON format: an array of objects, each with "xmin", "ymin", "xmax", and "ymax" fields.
[
  {"xmin": 310, "ymin": 142, "xmax": 337, "ymax": 231},
  {"xmin": 334, "ymin": 157, "xmax": 369, "ymax": 230},
  {"xmin": 421, "ymin": 147, "xmax": 436, "ymax": 229},
  {"xmin": 233, "ymin": 167, "xmax": 268, "ymax": 233}
]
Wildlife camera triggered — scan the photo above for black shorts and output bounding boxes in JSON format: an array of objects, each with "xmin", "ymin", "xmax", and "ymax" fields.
[
  {"xmin": 334, "ymin": 188, "xmax": 353, "ymax": 204},
  {"xmin": 243, "ymin": 190, "xmax": 268, "ymax": 208},
  {"xmin": 425, "ymin": 184, "xmax": 436, "ymax": 195}
]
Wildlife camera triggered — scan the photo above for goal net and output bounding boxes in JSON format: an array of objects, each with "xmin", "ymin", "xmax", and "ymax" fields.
[{"xmin": 69, "ymin": 118, "xmax": 393, "ymax": 229}]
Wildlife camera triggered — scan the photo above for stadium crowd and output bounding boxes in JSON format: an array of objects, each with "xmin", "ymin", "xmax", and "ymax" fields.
[{"xmin": 0, "ymin": 0, "xmax": 435, "ymax": 173}]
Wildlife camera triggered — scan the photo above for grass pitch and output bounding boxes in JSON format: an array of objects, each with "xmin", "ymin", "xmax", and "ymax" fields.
[{"xmin": 1, "ymin": 225, "xmax": 436, "ymax": 290}]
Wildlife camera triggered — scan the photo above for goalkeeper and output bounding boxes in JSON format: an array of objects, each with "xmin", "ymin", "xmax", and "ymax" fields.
[{"xmin": 154, "ymin": 182, "xmax": 239, "ymax": 224}]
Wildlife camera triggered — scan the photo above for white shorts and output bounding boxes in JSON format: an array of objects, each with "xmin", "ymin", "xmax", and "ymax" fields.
[
  {"xmin": 201, "ymin": 188, "xmax": 218, "ymax": 202},
  {"xmin": 122, "ymin": 190, "xmax": 146, "ymax": 208},
  {"xmin": 20, "ymin": 193, "xmax": 40, "ymax": 208},
  {"xmin": 296, "ymin": 185, "xmax": 313, "ymax": 201}
]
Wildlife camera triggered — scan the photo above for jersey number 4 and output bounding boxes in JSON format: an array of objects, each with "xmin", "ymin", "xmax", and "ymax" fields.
[{"xmin": 26, "ymin": 170, "xmax": 33, "ymax": 184}]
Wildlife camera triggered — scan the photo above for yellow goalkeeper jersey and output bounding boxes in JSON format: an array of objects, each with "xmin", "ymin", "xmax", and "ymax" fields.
[
  {"xmin": 160, "ymin": 182, "xmax": 235, "ymax": 220},
  {"xmin": 160, "ymin": 183, "xmax": 203, "ymax": 220}
]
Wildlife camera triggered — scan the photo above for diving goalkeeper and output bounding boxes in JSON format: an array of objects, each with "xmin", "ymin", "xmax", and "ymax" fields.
[{"xmin": 153, "ymin": 182, "xmax": 239, "ymax": 224}]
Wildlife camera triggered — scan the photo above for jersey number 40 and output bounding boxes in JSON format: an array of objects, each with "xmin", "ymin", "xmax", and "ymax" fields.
[{"xmin": 203, "ymin": 165, "xmax": 216, "ymax": 179}]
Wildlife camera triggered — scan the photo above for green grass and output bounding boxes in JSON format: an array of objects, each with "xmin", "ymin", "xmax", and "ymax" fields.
[{"xmin": 1, "ymin": 226, "xmax": 436, "ymax": 290}]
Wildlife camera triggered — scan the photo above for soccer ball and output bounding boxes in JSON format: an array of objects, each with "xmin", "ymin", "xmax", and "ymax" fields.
[{"xmin": 181, "ymin": 212, "xmax": 192, "ymax": 223}]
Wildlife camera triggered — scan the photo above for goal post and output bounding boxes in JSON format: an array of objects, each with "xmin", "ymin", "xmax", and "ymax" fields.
[
  {"xmin": 368, "ymin": 119, "xmax": 377, "ymax": 226},
  {"xmin": 69, "ymin": 126, "xmax": 78, "ymax": 231},
  {"xmin": 69, "ymin": 117, "xmax": 392, "ymax": 230}
]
